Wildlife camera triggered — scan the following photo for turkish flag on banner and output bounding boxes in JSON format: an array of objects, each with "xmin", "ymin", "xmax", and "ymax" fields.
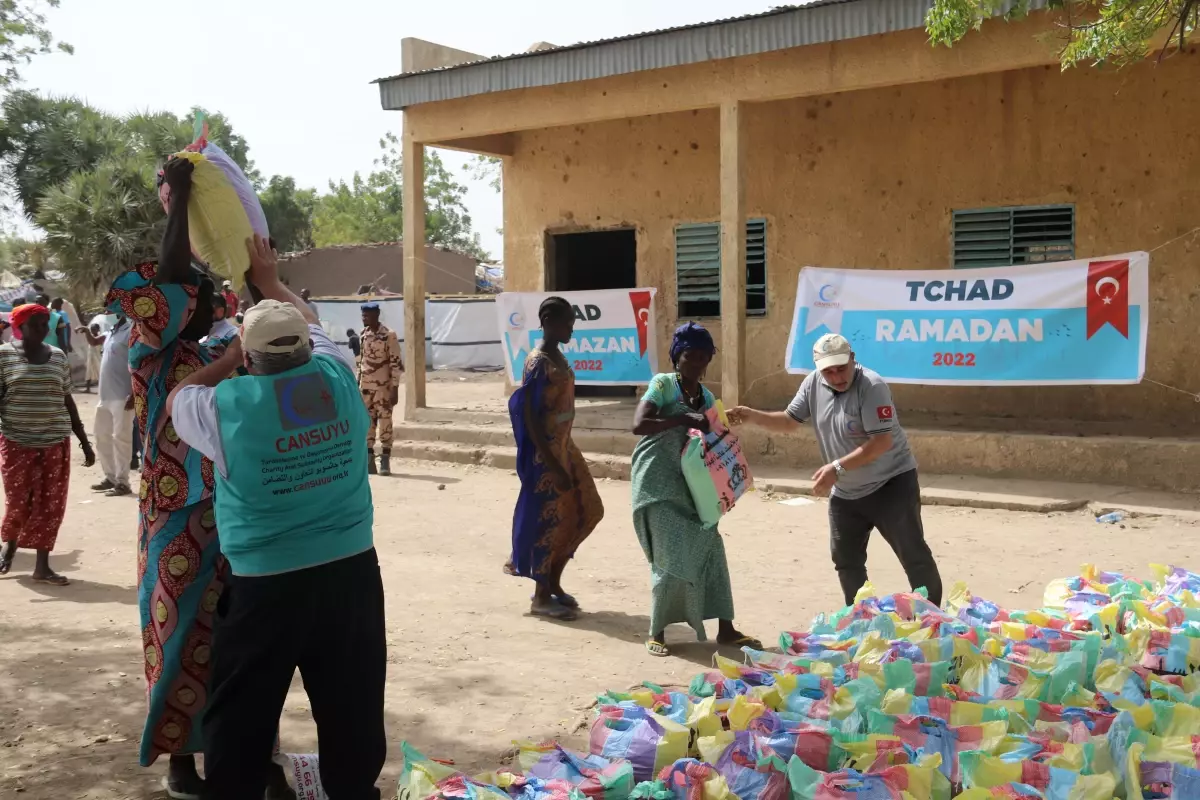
[
  {"xmin": 1086, "ymin": 259, "xmax": 1130, "ymax": 339},
  {"xmin": 629, "ymin": 290, "xmax": 652, "ymax": 357}
]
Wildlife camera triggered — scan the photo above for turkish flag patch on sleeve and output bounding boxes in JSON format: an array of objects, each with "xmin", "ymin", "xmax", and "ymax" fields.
[{"xmin": 877, "ymin": 406, "xmax": 894, "ymax": 421}]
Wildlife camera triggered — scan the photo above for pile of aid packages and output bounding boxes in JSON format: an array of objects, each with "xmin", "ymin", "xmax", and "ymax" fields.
[{"xmin": 398, "ymin": 565, "xmax": 1200, "ymax": 799}]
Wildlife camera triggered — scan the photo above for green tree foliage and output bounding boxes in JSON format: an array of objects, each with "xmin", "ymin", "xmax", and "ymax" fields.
[
  {"xmin": 36, "ymin": 156, "xmax": 161, "ymax": 293},
  {"xmin": 927, "ymin": 0, "xmax": 1199, "ymax": 67},
  {"xmin": 466, "ymin": 154, "xmax": 501, "ymax": 194},
  {"xmin": 312, "ymin": 133, "xmax": 490, "ymax": 260},
  {"xmin": 258, "ymin": 175, "xmax": 315, "ymax": 253},
  {"xmin": 0, "ymin": 91, "xmax": 115, "ymax": 218},
  {"xmin": 0, "ymin": 0, "xmax": 73, "ymax": 89},
  {"xmin": 0, "ymin": 92, "xmax": 492, "ymax": 298},
  {"xmin": 0, "ymin": 92, "xmax": 262, "ymax": 294},
  {"xmin": 0, "ymin": 233, "xmax": 51, "ymax": 277}
]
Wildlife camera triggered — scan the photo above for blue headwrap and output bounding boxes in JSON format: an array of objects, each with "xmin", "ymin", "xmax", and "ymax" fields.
[
  {"xmin": 670, "ymin": 321, "xmax": 716, "ymax": 365},
  {"xmin": 360, "ymin": 302, "xmax": 380, "ymax": 312}
]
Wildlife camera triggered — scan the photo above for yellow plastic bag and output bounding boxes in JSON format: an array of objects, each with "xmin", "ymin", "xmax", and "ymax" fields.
[{"xmin": 167, "ymin": 121, "xmax": 268, "ymax": 291}]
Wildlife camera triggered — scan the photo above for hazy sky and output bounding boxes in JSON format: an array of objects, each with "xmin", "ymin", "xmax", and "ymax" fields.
[{"xmin": 20, "ymin": 0, "xmax": 783, "ymax": 260}]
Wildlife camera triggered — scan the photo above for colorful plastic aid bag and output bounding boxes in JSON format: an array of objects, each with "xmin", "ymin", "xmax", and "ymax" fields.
[
  {"xmin": 958, "ymin": 751, "xmax": 1116, "ymax": 800},
  {"xmin": 679, "ymin": 401, "xmax": 753, "ymax": 528},
  {"xmin": 590, "ymin": 706, "xmax": 690, "ymax": 783},
  {"xmin": 696, "ymin": 731, "xmax": 790, "ymax": 800},
  {"xmin": 168, "ymin": 116, "xmax": 269, "ymax": 291},
  {"xmin": 632, "ymin": 759, "xmax": 737, "ymax": 800},
  {"xmin": 786, "ymin": 755, "xmax": 945, "ymax": 800},
  {"xmin": 868, "ymin": 711, "xmax": 1007, "ymax": 785},
  {"xmin": 515, "ymin": 742, "xmax": 635, "ymax": 800},
  {"xmin": 396, "ymin": 742, "xmax": 511, "ymax": 800}
]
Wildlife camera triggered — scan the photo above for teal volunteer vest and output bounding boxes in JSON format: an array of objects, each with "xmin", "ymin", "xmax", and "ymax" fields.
[{"xmin": 213, "ymin": 354, "xmax": 373, "ymax": 576}]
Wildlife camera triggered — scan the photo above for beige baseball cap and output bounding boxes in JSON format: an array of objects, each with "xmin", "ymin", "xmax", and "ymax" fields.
[
  {"xmin": 813, "ymin": 333, "xmax": 853, "ymax": 370},
  {"xmin": 241, "ymin": 299, "xmax": 310, "ymax": 354}
]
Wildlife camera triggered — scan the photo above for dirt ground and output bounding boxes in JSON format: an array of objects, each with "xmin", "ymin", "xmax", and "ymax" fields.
[{"xmin": 2, "ymin": 395, "xmax": 1199, "ymax": 799}]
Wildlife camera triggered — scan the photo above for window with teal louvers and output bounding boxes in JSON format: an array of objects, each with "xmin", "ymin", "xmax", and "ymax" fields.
[
  {"xmin": 674, "ymin": 219, "xmax": 767, "ymax": 317},
  {"xmin": 952, "ymin": 205, "xmax": 1074, "ymax": 268}
]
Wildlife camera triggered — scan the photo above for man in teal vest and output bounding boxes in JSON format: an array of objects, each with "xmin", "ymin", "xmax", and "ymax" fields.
[{"xmin": 166, "ymin": 235, "xmax": 386, "ymax": 800}]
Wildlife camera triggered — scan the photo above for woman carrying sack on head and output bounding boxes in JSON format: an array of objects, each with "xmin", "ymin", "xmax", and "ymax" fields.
[
  {"xmin": 630, "ymin": 322, "xmax": 760, "ymax": 658},
  {"xmin": 0, "ymin": 303, "xmax": 95, "ymax": 583},
  {"xmin": 107, "ymin": 156, "xmax": 292, "ymax": 800}
]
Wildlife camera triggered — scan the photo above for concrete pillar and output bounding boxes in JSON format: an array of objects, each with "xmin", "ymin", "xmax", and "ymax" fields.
[
  {"xmin": 719, "ymin": 100, "xmax": 746, "ymax": 406},
  {"xmin": 402, "ymin": 117, "xmax": 427, "ymax": 418}
]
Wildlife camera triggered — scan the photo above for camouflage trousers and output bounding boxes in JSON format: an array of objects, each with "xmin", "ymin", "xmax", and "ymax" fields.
[{"xmin": 362, "ymin": 387, "xmax": 395, "ymax": 451}]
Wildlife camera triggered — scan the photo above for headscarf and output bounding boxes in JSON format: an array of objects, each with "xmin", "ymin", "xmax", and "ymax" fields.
[
  {"xmin": 10, "ymin": 303, "xmax": 49, "ymax": 331},
  {"xmin": 669, "ymin": 321, "xmax": 716, "ymax": 365}
]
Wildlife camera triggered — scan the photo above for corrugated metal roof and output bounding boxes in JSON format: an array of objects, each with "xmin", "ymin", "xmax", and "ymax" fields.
[{"xmin": 375, "ymin": 0, "xmax": 1048, "ymax": 109}]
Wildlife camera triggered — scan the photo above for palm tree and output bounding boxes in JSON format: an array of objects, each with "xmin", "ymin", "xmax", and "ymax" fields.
[
  {"xmin": 0, "ymin": 91, "xmax": 121, "ymax": 219},
  {"xmin": 36, "ymin": 155, "xmax": 162, "ymax": 298}
]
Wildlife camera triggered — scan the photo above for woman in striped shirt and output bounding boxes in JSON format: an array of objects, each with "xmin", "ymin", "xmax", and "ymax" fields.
[{"xmin": 0, "ymin": 303, "xmax": 95, "ymax": 584}]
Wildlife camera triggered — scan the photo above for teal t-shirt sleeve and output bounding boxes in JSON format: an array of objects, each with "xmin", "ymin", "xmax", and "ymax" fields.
[{"xmin": 640, "ymin": 373, "xmax": 673, "ymax": 407}]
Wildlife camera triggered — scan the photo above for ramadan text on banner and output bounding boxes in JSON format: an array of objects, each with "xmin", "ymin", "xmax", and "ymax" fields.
[
  {"xmin": 497, "ymin": 289, "xmax": 659, "ymax": 385},
  {"xmin": 784, "ymin": 252, "xmax": 1148, "ymax": 385}
]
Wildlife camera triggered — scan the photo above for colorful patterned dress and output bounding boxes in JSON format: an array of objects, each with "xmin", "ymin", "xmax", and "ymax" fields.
[
  {"xmin": 508, "ymin": 350, "xmax": 604, "ymax": 583},
  {"xmin": 106, "ymin": 262, "xmax": 228, "ymax": 766},
  {"xmin": 631, "ymin": 373, "xmax": 735, "ymax": 640}
]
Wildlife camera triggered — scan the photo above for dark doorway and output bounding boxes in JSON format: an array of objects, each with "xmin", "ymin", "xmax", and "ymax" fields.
[
  {"xmin": 546, "ymin": 229, "xmax": 638, "ymax": 397},
  {"xmin": 547, "ymin": 229, "xmax": 637, "ymax": 292}
]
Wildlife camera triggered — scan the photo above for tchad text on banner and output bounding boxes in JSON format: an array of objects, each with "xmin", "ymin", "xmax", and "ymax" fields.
[
  {"xmin": 497, "ymin": 289, "xmax": 659, "ymax": 385},
  {"xmin": 784, "ymin": 252, "xmax": 1148, "ymax": 385}
]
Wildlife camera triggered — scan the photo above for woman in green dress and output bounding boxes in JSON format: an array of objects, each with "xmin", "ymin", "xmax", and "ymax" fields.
[{"xmin": 630, "ymin": 322, "xmax": 760, "ymax": 657}]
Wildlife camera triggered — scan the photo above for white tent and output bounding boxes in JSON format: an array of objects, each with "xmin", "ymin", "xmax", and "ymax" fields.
[{"xmin": 313, "ymin": 295, "xmax": 503, "ymax": 370}]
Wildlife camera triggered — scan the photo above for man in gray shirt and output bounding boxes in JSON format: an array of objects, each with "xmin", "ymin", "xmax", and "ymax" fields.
[{"xmin": 730, "ymin": 333, "xmax": 942, "ymax": 607}]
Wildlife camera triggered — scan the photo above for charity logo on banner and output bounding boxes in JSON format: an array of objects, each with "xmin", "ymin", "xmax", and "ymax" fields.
[
  {"xmin": 497, "ymin": 289, "xmax": 659, "ymax": 385},
  {"xmin": 785, "ymin": 252, "xmax": 1148, "ymax": 385}
]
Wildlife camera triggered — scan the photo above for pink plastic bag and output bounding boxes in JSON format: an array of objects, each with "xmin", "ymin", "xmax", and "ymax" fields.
[{"xmin": 679, "ymin": 403, "xmax": 753, "ymax": 528}]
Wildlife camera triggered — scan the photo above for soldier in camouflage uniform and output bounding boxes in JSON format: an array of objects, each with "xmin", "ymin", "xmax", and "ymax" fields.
[{"xmin": 357, "ymin": 302, "xmax": 403, "ymax": 475}]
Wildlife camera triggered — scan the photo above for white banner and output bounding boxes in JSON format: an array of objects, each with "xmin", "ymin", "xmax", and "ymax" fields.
[
  {"xmin": 785, "ymin": 253, "xmax": 1149, "ymax": 385},
  {"xmin": 497, "ymin": 289, "xmax": 658, "ymax": 385}
]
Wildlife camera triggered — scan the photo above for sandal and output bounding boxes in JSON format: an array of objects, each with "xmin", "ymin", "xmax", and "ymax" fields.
[
  {"xmin": 646, "ymin": 639, "xmax": 670, "ymax": 657},
  {"xmin": 554, "ymin": 592, "xmax": 579, "ymax": 609},
  {"xmin": 32, "ymin": 573, "xmax": 70, "ymax": 586},
  {"xmin": 161, "ymin": 775, "xmax": 204, "ymax": 800},
  {"xmin": 530, "ymin": 599, "xmax": 578, "ymax": 621},
  {"xmin": 717, "ymin": 634, "xmax": 763, "ymax": 650},
  {"xmin": 0, "ymin": 555, "xmax": 11, "ymax": 576}
]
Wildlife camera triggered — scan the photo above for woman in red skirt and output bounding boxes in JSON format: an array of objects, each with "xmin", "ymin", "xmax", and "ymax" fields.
[{"xmin": 0, "ymin": 303, "xmax": 95, "ymax": 584}]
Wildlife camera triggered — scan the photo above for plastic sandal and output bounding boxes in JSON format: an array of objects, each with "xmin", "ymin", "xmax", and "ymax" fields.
[{"xmin": 646, "ymin": 640, "xmax": 670, "ymax": 657}]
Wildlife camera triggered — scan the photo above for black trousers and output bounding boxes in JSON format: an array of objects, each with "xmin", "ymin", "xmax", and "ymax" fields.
[
  {"xmin": 828, "ymin": 469, "xmax": 943, "ymax": 607},
  {"xmin": 202, "ymin": 548, "xmax": 387, "ymax": 800}
]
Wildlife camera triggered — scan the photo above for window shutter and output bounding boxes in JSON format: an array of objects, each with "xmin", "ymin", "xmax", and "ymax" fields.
[
  {"xmin": 1011, "ymin": 205, "xmax": 1074, "ymax": 264},
  {"xmin": 675, "ymin": 222, "xmax": 721, "ymax": 317},
  {"xmin": 745, "ymin": 218, "xmax": 767, "ymax": 316},
  {"xmin": 674, "ymin": 219, "xmax": 769, "ymax": 317},
  {"xmin": 952, "ymin": 205, "xmax": 1075, "ymax": 268}
]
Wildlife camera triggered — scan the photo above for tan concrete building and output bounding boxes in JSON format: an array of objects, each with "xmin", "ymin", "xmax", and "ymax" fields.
[
  {"xmin": 376, "ymin": 1, "xmax": 1199, "ymax": 437},
  {"xmin": 277, "ymin": 242, "xmax": 479, "ymax": 298}
]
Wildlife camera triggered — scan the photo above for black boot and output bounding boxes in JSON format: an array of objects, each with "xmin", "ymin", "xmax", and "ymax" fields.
[
  {"xmin": 379, "ymin": 449, "xmax": 391, "ymax": 476},
  {"xmin": 367, "ymin": 447, "xmax": 377, "ymax": 475}
]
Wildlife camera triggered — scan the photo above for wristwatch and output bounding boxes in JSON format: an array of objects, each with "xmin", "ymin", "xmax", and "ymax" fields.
[{"xmin": 832, "ymin": 459, "xmax": 846, "ymax": 478}]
